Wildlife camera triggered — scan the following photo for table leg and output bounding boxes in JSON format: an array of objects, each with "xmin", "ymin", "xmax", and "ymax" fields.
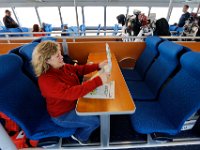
[{"xmin": 100, "ymin": 114, "xmax": 110, "ymax": 147}]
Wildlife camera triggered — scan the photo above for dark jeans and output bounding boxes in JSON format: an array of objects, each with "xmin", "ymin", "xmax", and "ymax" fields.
[{"xmin": 51, "ymin": 110, "xmax": 99, "ymax": 142}]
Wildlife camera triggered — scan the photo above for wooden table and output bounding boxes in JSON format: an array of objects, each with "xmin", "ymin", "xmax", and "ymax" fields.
[{"xmin": 76, "ymin": 52, "xmax": 135, "ymax": 147}]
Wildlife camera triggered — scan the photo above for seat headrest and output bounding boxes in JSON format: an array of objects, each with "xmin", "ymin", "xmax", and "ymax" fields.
[
  {"xmin": 180, "ymin": 52, "xmax": 200, "ymax": 80},
  {"xmin": 41, "ymin": 37, "xmax": 57, "ymax": 42},
  {"xmin": 145, "ymin": 36, "xmax": 162, "ymax": 49},
  {"xmin": 158, "ymin": 41, "xmax": 183, "ymax": 61},
  {"xmin": 19, "ymin": 42, "xmax": 38, "ymax": 61},
  {"xmin": 0, "ymin": 54, "xmax": 22, "ymax": 80}
]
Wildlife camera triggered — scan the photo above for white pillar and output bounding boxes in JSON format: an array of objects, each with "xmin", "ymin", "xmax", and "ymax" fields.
[{"xmin": 0, "ymin": 123, "xmax": 17, "ymax": 150}]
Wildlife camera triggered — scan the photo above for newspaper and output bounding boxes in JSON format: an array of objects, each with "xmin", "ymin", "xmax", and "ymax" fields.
[{"xmin": 83, "ymin": 81, "xmax": 115, "ymax": 99}]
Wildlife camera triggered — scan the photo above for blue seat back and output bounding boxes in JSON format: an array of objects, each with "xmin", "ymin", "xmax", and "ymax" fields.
[
  {"xmin": 0, "ymin": 54, "xmax": 75, "ymax": 139},
  {"xmin": 169, "ymin": 25, "xmax": 178, "ymax": 31},
  {"xmin": 7, "ymin": 28, "xmax": 22, "ymax": 37},
  {"xmin": 19, "ymin": 42, "xmax": 39, "ymax": 82},
  {"xmin": 0, "ymin": 54, "xmax": 47, "ymax": 137},
  {"xmin": 0, "ymin": 26, "xmax": 10, "ymax": 37},
  {"xmin": 145, "ymin": 41, "xmax": 184, "ymax": 96},
  {"xmin": 32, "ymin": 36, "xmax": 57, "ymax": 43},
  {"xmin": 159, "ymin": 51, "xmax": 200, "ymax": 131},
  {"xmin": 80, "ymin": 24, "xmax": 86, "ymax": 36},
  {"xmin": 44, "ymin": 24, "xmax": 53, "ymax": 36},
  {"xmin": 20, "ymin": 27, "xmax": 31, "ymax": 37},
  {"xmin": 68, "ymin": 26, "xmax": 79, "ymax": 36},
  {"xmin": 135, "ymin": 36, "xmax": 162, "ymax": 78}
]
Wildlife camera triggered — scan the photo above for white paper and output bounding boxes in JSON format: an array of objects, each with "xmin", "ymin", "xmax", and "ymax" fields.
[{"xmin": 83, "ymin": 81, "xmax": 115, "ymax": 99}]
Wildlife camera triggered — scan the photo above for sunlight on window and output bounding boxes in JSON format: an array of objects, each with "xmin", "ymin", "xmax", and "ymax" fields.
[
  {"xmin": 129, "ymin": 7, "xmax": 149, "ymax": 16},
  {"xmin": 150, "ymin": 7, "xmax": 168, "ymax": 20},
  {"xmin": 84, "ymin": 7, "xmax": 104, "ymax": 26},
  {"xmin": 38, "ymin": 7, "xmax": 61, "ymax": 27},
  {"xmin": 106, "ymin": 7, "xmax": 127, "ymax": 26},
  {"xmin": 0, "ymin": 8, "xmax": 17, "ymax": 27},
  {"xmin": 15, "ymin": 7, "xmax": 39, "ymax": 28},
  {"xmin": 169, "ymin": 7, "xmax": 191, "ymax": 25},
  {"xmin": 60, "ymin": 7, "xmax": 82, "ymax": 27}
]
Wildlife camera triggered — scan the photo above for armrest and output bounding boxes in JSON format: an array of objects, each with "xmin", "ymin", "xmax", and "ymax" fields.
[{"xmin": 118, "ymin": 57, "xmax": 136, "ymax": 69}]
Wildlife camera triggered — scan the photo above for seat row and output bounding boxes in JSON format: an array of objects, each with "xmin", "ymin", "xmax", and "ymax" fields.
[
  {"xmin": 122, "ymin": 36, "xmax": 200, "ymax": 135},
  {"xmin": 0, "ymin": 37, "xmax": 200, "ymax": 141},
  {"xmin": 0, "ymin": 37, "xmax": 76, "ymax": 140}
]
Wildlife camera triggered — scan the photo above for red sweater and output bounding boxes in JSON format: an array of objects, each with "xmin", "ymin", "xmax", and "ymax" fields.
[{"xmin": 38, "ymin": 63, "xmax": 102, "ymax": 117}]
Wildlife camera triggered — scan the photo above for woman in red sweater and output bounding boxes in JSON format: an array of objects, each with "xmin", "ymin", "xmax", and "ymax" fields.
[{"xmin": 32, "ymin": 41, "xmax": 109, "ymax": 144}]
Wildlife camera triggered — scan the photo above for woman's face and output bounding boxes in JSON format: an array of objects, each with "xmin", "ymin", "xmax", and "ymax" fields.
[{"xmin": 47, "ymin": 50, "xmax": 64, "ymax": 69}]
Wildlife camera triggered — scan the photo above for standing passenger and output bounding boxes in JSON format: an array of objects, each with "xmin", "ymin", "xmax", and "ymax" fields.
[
  {"xmin": 178, "ymin": 5, "xmax": 190, "ymax": 27},
  {"xmin": 3, "ymin": 10, "xmax": 19, "ymax": 28},
  {"xmin": 32, "ymin": 41, "xmax": 110, "ymax": 144}
]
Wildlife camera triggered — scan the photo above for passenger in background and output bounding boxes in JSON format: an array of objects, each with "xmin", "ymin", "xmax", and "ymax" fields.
[
  {"xmin": 61, "ymin": 25, "xmax": 69, "ymax": 36},
  {"xmin": 154, "ymin": 18, "xmax": 171, "ymax": 36},
  {"xmin": 32, "ymin": 41, "xmax": 110, "ymax": 145},
  {"xmin": 3, "ymin": 10, "xmax": 19, "ymax": 28},
  {"xmin": 32, "ymin": 24, "xmax": 45, "ymax": 37},
  {"xmin": 178, "ymin": 5, "xmax": 190, "ymax": 27}
]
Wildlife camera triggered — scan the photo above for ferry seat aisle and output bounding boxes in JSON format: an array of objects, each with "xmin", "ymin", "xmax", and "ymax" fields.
[
  {"xmin": 0, "ymin": 54, "xmax": 75, "ymax": 140},
  {"xmin": 130, "ymin": 51, "xmax": 200, "ymax": 135}
]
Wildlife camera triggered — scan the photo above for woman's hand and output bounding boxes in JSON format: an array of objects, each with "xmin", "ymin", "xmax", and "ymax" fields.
[
  {"xmin": 99, "ymin": 72, "xmax": 110, "ymax": 84},
  {"xmin": 99, "ymin": 60, "xmax": 108, "ymax": 69}
]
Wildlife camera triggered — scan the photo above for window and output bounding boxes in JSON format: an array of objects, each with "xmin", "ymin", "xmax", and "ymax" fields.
[
  {"xmin": 37, "ymin": 7, "xmax": 61, "ymax": 27},
  {"xmin": 150, "ymin": 7, "xmax": 168, "ymax": 20},
  {"xmin": 60, "ymin": 7, "xmax": 82, "ymax": 26},
  {"xmin": 192, "ymin": 7, "xmax": 199, "ymax": 13},
  {"xmin": 84, "ymin": 7, "xmax": 104, "ymax": 26},
  {"xmin": 15, "ymin": 7, "xmax": 39, "ymax": 28},
  {"xmin": 169, "ymin": 7, "xmax": 191, "ymax": 25},
  {"xmin": 129, "ymin": 7, "xmax": 149, "ymax": 16},
  {"xmin": 0, "ymin": 8, "xmax": 17, "ymax": 27},
  {"xmin": 106, "ymin": 7, "xmax": 127, "ymax": 26}
]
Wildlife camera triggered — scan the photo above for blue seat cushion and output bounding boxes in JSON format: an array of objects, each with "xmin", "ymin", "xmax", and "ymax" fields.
[
  {"xmin": 130, "ymin": 101, "xmax": 177, "ymax": 134},
  {"xmin": 127, "ymin": 81, "xmax": 155, "ymax": 100},
  {"xmin": 121, "ymin": 69, "xmax": 143, "ymax": 81}
]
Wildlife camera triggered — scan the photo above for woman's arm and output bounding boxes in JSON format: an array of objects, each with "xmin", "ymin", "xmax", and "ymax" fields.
[{"xmin": 39, "ymin": 75, "xmax": 102, "ymax": 101}]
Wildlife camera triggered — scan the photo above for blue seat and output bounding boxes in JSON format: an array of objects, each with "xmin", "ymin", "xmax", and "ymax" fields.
[
  {"xmin": 7, "ymin": 28, "xmax": 22, "ymax": 37},
  {"xmin": 127, "ymin": 40, "xmax": 184, "ymax": 101},
  {"xmin": 32, "ymin": 36, "xmax": 57, "ymax": 43},
  {"xmin": 0, "ymin": 54, "xmax": 75, "ymax": 140},
  {"xmin": 0, "ymin": 26, "xmax": 10, "ymax": 37},
  {"xmin": 18, "ymin": 42, "xmax": 39, "ymax": 82},
  {"xmin": 130, "ymin": 51, "xmax": 200, "ymax": 135},
  {"xmin": 169, "ymin": 25, "xmax": 178, "ymax": 31},
  {"xmin": 112, "ymin": 24, "xmax": 119, "ymax": 36},
  {"xmin": 80, "ymin": 24, "xmax": 86, "ymax": 36},
  {"xmin": 20, "ymin": 27, "xmax": 31, "ymax": 37},
  {"xmin": 122, "ymin": 36, "xmax": 162, "ymax": 81},
  {"xmin": 68, "ymin": 26, "xmax": 79, "ymax": 36},
  {"xmin": 44, "ymin": 23, "xmax": 53, "ymax": 36}
]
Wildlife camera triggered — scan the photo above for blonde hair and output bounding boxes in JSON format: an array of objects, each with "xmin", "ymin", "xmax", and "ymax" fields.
[{"xmin": 32, "ymin": 41, "xmax": 60, "ymax": 77}]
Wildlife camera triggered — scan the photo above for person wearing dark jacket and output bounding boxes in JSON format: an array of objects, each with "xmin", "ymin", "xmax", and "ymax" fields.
[
  {"xmin": 178, "ymin": 5, "xmax": 190, "ymax": 27},
  {"xmin": 3, "ymin": 10, "xmax": 19, "ymax": 28}
]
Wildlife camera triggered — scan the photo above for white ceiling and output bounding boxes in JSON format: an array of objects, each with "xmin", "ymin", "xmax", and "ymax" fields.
[{"xmin": 0, "ymin": 0, "xmax": 199, "ymax": 7}]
